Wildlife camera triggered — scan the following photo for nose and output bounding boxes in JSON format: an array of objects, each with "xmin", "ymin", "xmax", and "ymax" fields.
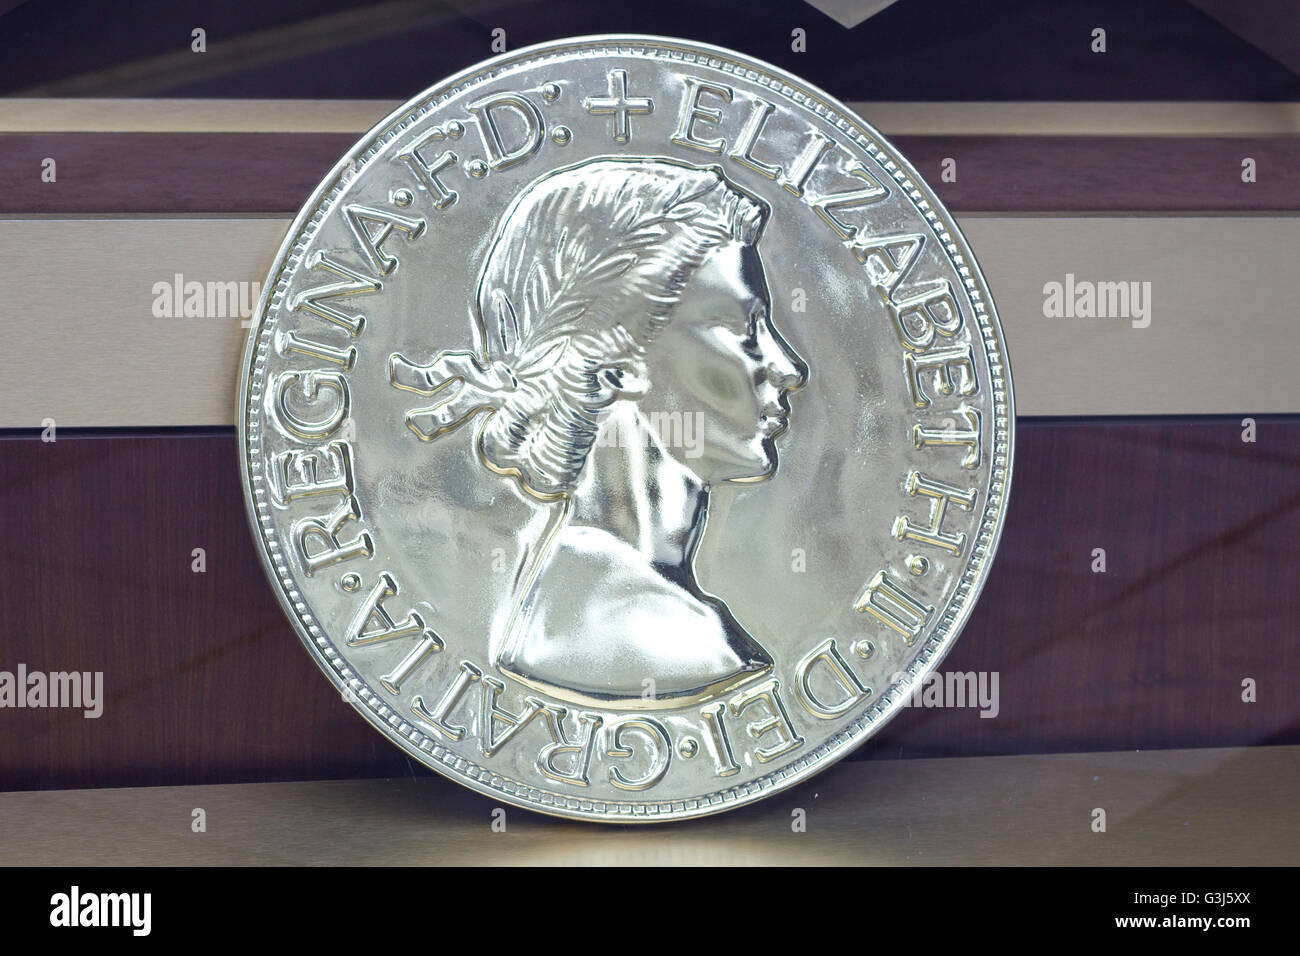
[{"xmin": 766, "ymin": 329, "xmax": 809, "ymax": 392}]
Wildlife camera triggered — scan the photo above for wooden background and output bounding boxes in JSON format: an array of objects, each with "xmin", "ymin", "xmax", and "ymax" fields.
[
  {"xmin": 3, "ymin": 0, "xmax": 1299, "ymax": 793},
  {"xmin": 2, "ymin": 418, "xmax": 1296, "ymax": 791},
  {"xmin": 3, "ymin": 133, "xmax": 1298, "ymax": 213}
]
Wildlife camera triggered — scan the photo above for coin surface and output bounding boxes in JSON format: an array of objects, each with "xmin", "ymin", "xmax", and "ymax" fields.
[{"xmin": 237, "ymin": 34, "xmax": 1014, "ymax": 822}]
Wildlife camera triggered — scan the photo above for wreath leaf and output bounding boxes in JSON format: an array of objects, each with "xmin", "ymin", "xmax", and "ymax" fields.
[
  {"xmin": 581, "ymin": 252, "xmax": 637, "ymax": 285},
  {"xmin": 510, "ymin": 171, "xmax": 722, "ymax": 348}
]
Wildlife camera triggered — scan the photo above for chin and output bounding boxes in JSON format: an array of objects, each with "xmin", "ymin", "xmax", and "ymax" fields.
[{"xmin": 722, "ymin": 442, "xmax": 778, "ymax": 484}]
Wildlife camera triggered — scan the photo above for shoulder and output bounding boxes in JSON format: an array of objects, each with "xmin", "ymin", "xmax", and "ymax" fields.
[
  {"xmin": 500, "ymin": 527, "xmax": 765, "ymax": 704},
  {"xmin": 547, "ymin": 527, "xmax": 720, "ymax": 632}
]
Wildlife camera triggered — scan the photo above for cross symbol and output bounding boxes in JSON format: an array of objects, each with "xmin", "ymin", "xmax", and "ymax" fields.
[{"xmin": 583, "ymin": 69, "xmax": 654, "ymax": 144}]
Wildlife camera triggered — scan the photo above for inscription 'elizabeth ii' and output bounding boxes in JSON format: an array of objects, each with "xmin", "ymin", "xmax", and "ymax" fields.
[{"xmin": 388, "ymin": 157, "xmax": 808, "ymax": 710}]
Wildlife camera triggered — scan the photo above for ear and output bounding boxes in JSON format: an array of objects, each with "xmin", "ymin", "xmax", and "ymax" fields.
[{"xmin": 597, "ymin": 357, "xmax": 650, "ymax": 401}]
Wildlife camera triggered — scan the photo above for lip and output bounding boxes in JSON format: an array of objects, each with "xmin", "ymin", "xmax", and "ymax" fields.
[{"xmin": 760, "ymin": 394, "xmax": 792, "ymax": 435}]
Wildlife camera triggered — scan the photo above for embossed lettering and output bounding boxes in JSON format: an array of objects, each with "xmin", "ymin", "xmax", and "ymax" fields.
[
  {"xmin": 412, "ymin": 660, "xmax": 482, "ymax": 741},
  {"xmin": 292, "ymin": 494, "xmax": 373, "ymax": 574},
  {"xmin": 905, "ymin": 344, "xmax": 977, "ymax": 408},
  {"xmin": 397, "ymin": 130, "xmax": 459, "ymax": 209},
  {"xmin": 855, "ymin": 570, "xmax": 934, "ymax": 645},
  {"xmin": 537, "ymin": 710, "xmax": 603, "ymax": 787},
  {"xmin": 889, "ymin": 282, "xmax": 963, "ymax": 352},
  {"xmin": 606, "ymin": 717, "xmax": 672, "ymax": 791},
  {"xmin": 468, "ymin": 91, "xmax": 545, "ymax": 171},
  {"xmin": 671, "ymin": 77, "xmax": 733, "ymax": 154},
  {"xmin": 288, "ymin": 251, "xmax": 381, "ymax": 337},
  {"xmin": 780, "ymin": 132, "xmax": 834, "ymax": 197},
  {"xmin": 852, "ymin": 233, "xmax": 925, "ymax": 292},
  {"xmin": 480, "ymin": 678, "xmax": 550, "ymax": 758},
  {"xmin": 728, "ymin": 98, "xmax": 782, "ymax": 179},
  {"xmin": 379, "ymin": 632, "xmax": 444, "ymax": 695},
  {"xmin": 700, "ymin": 701, "xmax": 740, "ymax": 777},
  {"xmin": 810, "ymin": 162, "xmax": 888, "ymax": 240},
  {"xmin": 794, "ymin": 638, "xmax": 870, "ymax": 719},
  {"xmin": 345, "ymin": 572, "xmax": 428, "ymax": 647},
  {"xmin": 913, "ymin": 405, "xmax": 982, "ymax": 469},
  {"xmin": 892, "ymin": 470, "xmax": 978, "ymax": 556},
  {"xmin": 729, "ymin": 679, "xmax": 804, "ymax": 763},
  {"xmin": 343, "ymin": 203, "xmax": 425, "ymax": 276},
  {"xmin": 276, "ymin": 329, "xmax": 357, "ymax": 370},
  {"xmin": 269, "ymin": 441, "xmax": 355, "ymax": 505},
  {"xmin": 273, "ymin": 370, "xmax": 349, "ymax": 440}
]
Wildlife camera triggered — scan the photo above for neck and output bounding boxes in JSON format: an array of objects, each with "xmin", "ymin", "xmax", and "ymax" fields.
[{"xmin": 567, "ymin": 403, "xmax": 708, "ymax": 580}]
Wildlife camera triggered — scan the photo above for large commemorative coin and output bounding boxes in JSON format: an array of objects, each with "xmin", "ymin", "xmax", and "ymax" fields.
[{"xmin": 237, "ymin": 35, "xmax": 1015, "ymax": 822}]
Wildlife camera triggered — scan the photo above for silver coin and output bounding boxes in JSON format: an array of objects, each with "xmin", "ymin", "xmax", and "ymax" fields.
[{"xmin": 237, "ymin": 34, "xmax": 1014, "ymax": 822}]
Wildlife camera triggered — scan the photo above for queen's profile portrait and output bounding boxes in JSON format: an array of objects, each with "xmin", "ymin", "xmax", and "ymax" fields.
[{"xmin": 389, "ymin": 156, "xmax": 808, "ymax": 710}]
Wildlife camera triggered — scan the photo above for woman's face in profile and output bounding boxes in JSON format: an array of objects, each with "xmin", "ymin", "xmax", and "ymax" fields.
[{"xmin": 648, "ymin": 239, "xmax": 809, "ymax": 484}]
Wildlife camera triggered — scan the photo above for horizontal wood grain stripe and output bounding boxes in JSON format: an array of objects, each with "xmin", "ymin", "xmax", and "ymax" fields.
[
  {"xmin": 4, "ymin": 133, "xmax": 1298, "ymax": 214},
  {"xmin": 2, "ymin": 746, "xmax": 1296, "ymax": 864},
  {"xmin": 5, "ymin": 98, "xmax": 1300, "ymax": 135},
  {"xmin": 3, "ymin": 215, "xmax": 1298, "ymax": 426},
  {"xmin": 0, "ymin": 420, "xmax": 1295, "ymax": 792},
  {"xmin": 0, "ymin": 132, "xmax": 357, "ymax": 214},
  {"xmin": 0, "ymin": 98, "xmax": 403, "ymax": 133}
]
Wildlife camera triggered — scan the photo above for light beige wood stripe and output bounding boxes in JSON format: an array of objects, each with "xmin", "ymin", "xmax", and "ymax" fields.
[
  {"xmin": 4, "ymin": 215, "xmax": 1297, "ymax": 427},
  {"xmin": 4, "ymin": 98, "xmax": 1300, "ymax": 136},
  {"xmin": 0, "ymin": 745, "xmax": 1292, "ymax": 864}
]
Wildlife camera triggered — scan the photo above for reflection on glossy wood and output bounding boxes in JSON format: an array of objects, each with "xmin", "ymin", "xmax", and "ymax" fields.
[{"xmin": 1, "ymin": 746, "xmax": 1295, "ymax": 864}]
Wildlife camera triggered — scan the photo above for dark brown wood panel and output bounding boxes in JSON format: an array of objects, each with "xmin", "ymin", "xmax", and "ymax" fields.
[
  {"xmin": 2, "ymin": 133, "xmax": 1298, "ymax": 214},
  {"xmin": 1, "ymin": 419, "xmax": 1297, "ymax": 791},
  {"xmin": 4, "ymin": 0, "xmax": 1298, "ymax": 102}
]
